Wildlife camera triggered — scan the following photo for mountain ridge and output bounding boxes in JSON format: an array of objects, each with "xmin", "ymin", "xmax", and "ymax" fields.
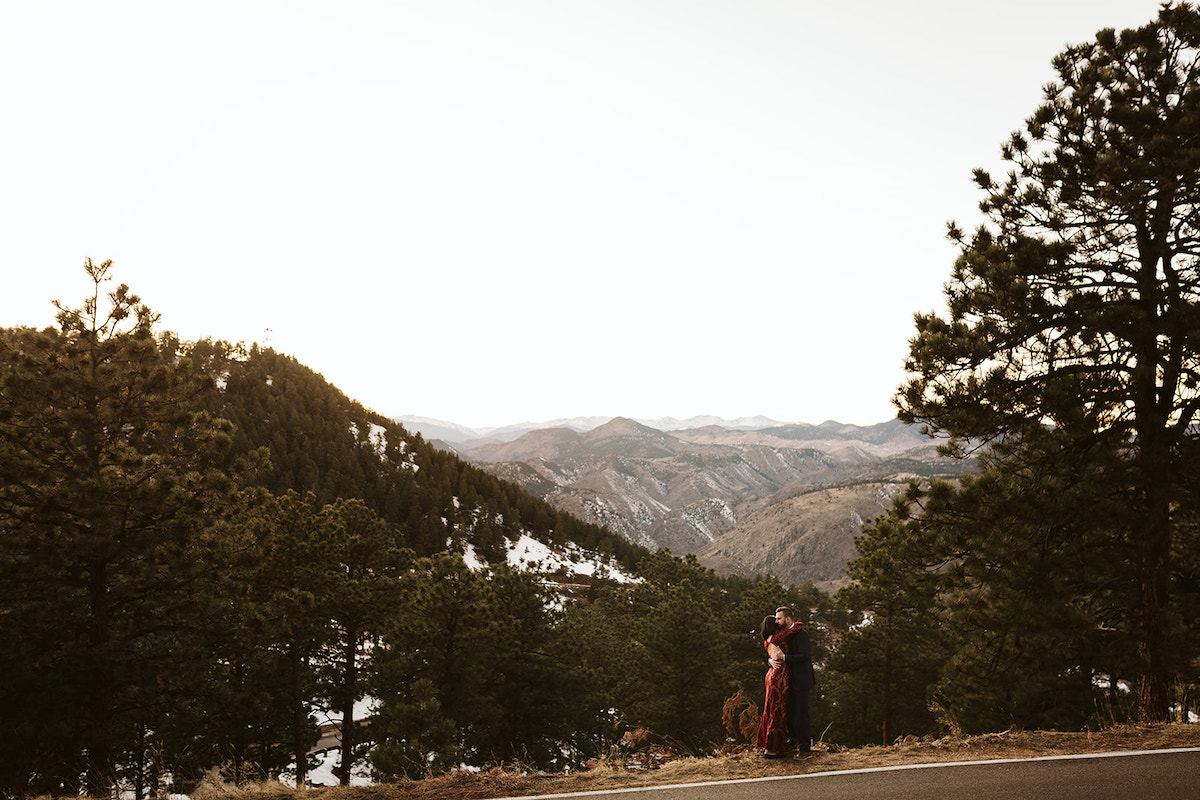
[
  {"xmin": 396, "ymin": 413, "xmax": 836, "ymax": 444},
  {"xmin": 412, "ymin": 413, "xmax": 971, "ymax": 588}
]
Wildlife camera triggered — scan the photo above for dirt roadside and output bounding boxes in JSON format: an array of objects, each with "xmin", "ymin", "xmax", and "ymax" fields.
[{"xmin": 194, "ymin": 724, "xmax": 1200, "ymax": 800}]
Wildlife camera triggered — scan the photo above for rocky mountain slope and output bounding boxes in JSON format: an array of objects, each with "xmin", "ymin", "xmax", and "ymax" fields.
[
  {"xmin": 432, "ymin": 416, "xmax": 972, "ymax": 589},
  {"xmin": 697, "ymin": 482, "xmax": 909, "ymax": 592}
]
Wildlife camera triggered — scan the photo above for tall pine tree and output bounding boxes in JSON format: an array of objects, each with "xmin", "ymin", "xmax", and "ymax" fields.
[
  {"xmin": 0, "ymin": 260, "xmax": 238, "ymax": 795},
  {"xmin": 897, "ymin": 3, "xmax": 1200, "ymax": 721}
]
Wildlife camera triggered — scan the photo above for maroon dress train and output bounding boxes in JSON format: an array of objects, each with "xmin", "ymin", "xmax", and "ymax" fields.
[{"xmin": 756, "ymin": 626, "xmax": 799, "ymax": 753}]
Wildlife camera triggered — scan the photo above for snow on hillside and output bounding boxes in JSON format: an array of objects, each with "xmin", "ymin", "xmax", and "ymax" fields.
[
  {"xmin": 464, "ymin": 533, "xmax": 638, "ymax": 584},
  {"xmin": 348, "ymin": 421, "xmax": 418, "ymax": 470},
  {"xmin": 349, "ymin": 422, "xmax": 391, "ymax": 457}
]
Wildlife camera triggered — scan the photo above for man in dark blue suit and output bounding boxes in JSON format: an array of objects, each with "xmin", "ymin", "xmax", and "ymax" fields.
[{"xmin": 771, "ymin": 605, "xmax": 816, "ymax": 759}]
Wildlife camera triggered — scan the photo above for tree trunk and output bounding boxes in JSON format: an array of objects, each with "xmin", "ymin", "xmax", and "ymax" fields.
[
  {"xmin": 1136, "ymin": 478, "xmax": 1172, "ymax": 722},
  {"xmin": 86, "ymin": 558, "xmax": 115, "ymax": 798},
  {"xmin": 1132, "ymin": 395, "xmax": 1173, "ymax": 722},
  {"xmin": 881, "ymin": 606, "xmax": 893, "ymax": 746},
  {"xmin": 335, "ymin": 635, "xmax": 358, "ymax": 786},
  {"xmin": 291, "ymin": 644, "xmax": 308, "ymax": 788},
  {"xmin": 1130, "ymin": 247, "xmax": 1174, "ymax": 723},
  {"xmin": 133, "ymin": 724, "xmax": 147, "ymax": 800}
]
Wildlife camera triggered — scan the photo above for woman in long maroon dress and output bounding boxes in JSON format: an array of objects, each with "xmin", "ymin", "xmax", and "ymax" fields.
[{"xmin": 756, "ymin": 615, "xmax": 799, "ymax": 757}]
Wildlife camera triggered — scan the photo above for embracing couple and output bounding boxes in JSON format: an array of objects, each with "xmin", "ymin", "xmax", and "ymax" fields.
[{"xmin": 756, "ymin": 605, "xmax": 816, "ymax": 760}]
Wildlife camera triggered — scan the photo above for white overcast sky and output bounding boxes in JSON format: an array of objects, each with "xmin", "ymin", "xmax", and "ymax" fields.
[{"xmin": 0, "ymin": 0, "xmax": 1171, "ymax": 428}]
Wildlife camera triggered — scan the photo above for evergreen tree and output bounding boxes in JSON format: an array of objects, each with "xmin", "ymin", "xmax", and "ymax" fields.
[
  {"xmin": 604, "ymin": 552, "xmax": 736, "ymax": 751},
  {"xmin": 143, "ymin": 486, "xmax": 295, "ymax": 791},
  {"xmin": 897, "ymin": 3, "xmax": 1200, "ymax": 721},
  {"xmin": 829, "ymin": 482, "xmax": 950, "ymax": 745},
  {"xmin": 923, "ymin": 449, "xmax": 1133, "ymax": 733},
  {"xmin": 467, "ymin": 564, "xmax": 568, "ymax": 767},
  {"xmin": 0, "ymin": 260, "xmax": 238, "ymax": 796},
  {"xmin": 368, "ymin": 552, "xmax": 487, "ymax": 778},
  {"xmin": 552, "ymin": 597, "xmax": 632, "ymax": 762},
  {"xmin": 311, "ymin": 498, "xmax": 411, "ymax": 785},
  {"xmin": 255, "ymin": 491, "xmax": 330, "ymax": 786},
  {"xmin": 834, "ymin": 439, "xmax": 1154, "ymax": 738}
]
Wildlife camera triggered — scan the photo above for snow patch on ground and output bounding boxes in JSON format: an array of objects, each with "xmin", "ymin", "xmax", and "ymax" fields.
[
  {"xmin": 464, "ymin": 533, "xmax": 637, "ymax": 584},
  {"xmin": 367, "ymin": 423, "xmax": 387, "ymax": 456}
]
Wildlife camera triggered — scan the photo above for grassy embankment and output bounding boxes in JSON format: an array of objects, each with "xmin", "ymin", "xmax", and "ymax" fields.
[{"xmin": 177, "ymin": 723, "xmax": 1200, "ymax": 800}]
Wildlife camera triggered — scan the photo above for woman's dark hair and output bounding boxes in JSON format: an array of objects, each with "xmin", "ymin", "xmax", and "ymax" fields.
[{"xmin": 760, "ymin": 615, "xmax": 780, "ymax": 641}]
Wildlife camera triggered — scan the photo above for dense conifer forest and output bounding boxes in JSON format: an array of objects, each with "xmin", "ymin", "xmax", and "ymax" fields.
[{"xmin": 0, "ymin": 264, "xmax": 852, "ymax": 797}]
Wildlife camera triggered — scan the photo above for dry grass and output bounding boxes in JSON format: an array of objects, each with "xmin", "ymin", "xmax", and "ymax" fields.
[{"xmin": 175, "ymin": 724, "xmax": 1200, "ymax": 800}]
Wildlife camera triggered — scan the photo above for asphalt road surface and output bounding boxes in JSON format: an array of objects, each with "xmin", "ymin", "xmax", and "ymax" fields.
[{"xmin": 513, "ymin": 748, "xmax": 1200, "ymax": 800}]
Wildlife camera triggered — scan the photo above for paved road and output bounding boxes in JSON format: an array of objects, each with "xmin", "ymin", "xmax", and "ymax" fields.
[
  {"xmin": 512, "ymin": 748, "xmax": 1200, "ymax": 800},
  {"xmin": 310, "ymin": 720, "xmax": 374, "ymax": 755},
  {"xmin": 310, "ymin": 723, "xmax": 342, "ymax": 754}
]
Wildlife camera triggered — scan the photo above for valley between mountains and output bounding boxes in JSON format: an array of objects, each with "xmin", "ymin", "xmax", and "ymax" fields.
[{"xmin": 400, "ymin": 416, "xmax": 974, "ymax": 591}]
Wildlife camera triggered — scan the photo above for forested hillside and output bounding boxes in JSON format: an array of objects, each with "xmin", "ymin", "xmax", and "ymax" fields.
[
  {"xmin": 185, "ymin": 338, "xmax": 645, "ymax": 569},
  {"xmin": 0, "ymin": 264, "xmax": 852, "ymax": 799}
]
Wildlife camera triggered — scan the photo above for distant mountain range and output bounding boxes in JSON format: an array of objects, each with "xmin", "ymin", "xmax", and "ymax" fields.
[
  {"xmin": 396, "ymin": 414, "xmax": 801, "ymax": 444},
  {"xmin": 398, "ymin": 415, "xmax": 973, "ymax": 591}
]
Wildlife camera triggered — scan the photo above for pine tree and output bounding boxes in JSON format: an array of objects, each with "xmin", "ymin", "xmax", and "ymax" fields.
[
  {"xmin": 162, "ymin": 494, "xmax": 297, "ymax": 788},
  {"xmin": 897, "ymin": 4, "xmax": 1200, "ymax": 721},
  {"xmin": 311, "ymin": 498, "xmax": 410, "ymax": 785},
  {"xmin": 368, "ymin": 552, "xmax": 487, "ymax": 778},
  {"xmin": 830, "ymin": 482, "xmax": 950, "ymax": 744},
  {"xmin": 254, "ymin": 491, "xmax": 330, "ymax": 787},
  {"xmin": 468, "ymin": 564, "xmax": 568, "ymax": 767},
  {"xmin": 0, "ymin": 260, "xmax": 238, "ymax": 796},
  {"xmin": 608, "ymin": 552, "xmax": 735, "ymax": 751}
]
